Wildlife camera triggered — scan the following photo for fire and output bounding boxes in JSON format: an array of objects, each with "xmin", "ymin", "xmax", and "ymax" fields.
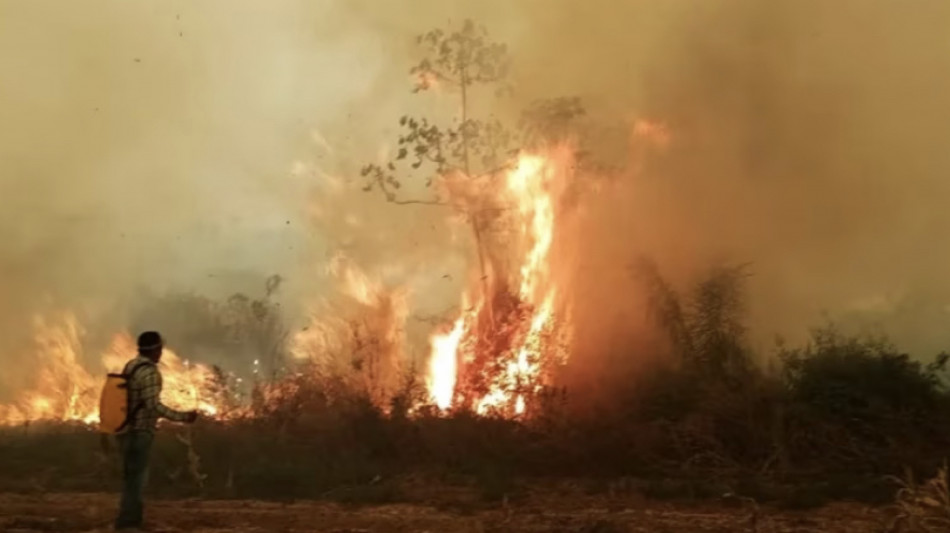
[
  {"xmin": 426, "ymin": 147, "xmax": 574, "ymax": 415},
  {"xmin": 0, "ymin": 314, "xmax": 98, "ymax": 426},
  {"xmin": 104, "ymin": 334, "xmax": 223, "ymax": 417},
  {"xmin": 428, "ymin": 315, "xmax": 464, "ymax": 410},
  {"xmin": 0, "ymin": 313, "xmax": 228, "ymax": 427},
  {"xmin": 328, "ymin": 252, "xmax": 383, "ymax": 306},
  {"xmin": 508, "ymin": 154, "xmax": 556, "ymax": 301},
  {"xmin": 290, "ymin": 253, "xmax": 409, "ymax": 407},
  {"xmin": 1, "ymin": 146, "xmax": 580, "ymax": 425}
]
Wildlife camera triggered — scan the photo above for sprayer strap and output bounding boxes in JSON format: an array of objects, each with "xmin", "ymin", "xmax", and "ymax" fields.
[{"xmin": 116, "ymin": 361, "xmax": 154, "ymax": 432}]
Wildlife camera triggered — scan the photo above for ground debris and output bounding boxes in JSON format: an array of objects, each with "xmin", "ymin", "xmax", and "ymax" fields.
[{"xmin": 0, "ymin": 492, "xmax": 883, "ymax": 533}]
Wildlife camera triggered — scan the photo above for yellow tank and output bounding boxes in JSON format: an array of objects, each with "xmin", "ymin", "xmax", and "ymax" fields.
[{"xmin": 99, "ymin": 373, "xmax": 130, "ymax": 434}]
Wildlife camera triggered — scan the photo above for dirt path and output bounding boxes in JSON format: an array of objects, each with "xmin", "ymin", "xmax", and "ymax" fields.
[{"xmin": 0, "ymin": 492, "xmax": 884, "ymax": 532}]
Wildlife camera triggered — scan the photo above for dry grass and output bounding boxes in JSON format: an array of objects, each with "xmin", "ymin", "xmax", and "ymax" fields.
[{"xmin": 887, "ymin": 463, "xmax": 950, "ymax": 533}]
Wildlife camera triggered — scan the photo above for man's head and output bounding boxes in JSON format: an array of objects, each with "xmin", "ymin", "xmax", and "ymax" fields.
[{"xmin": 137, "ymin": 331, "xmax": 164, "ymax": 362}]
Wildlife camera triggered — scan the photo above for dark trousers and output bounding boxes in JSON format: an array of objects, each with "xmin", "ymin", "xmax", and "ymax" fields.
[{"xmin": 115, "ymin": 430, "xmax": 154, "ymax": 529}]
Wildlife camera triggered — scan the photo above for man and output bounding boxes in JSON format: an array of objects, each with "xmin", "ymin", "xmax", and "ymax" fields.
[{"xmin": 115, "ymin": 331, "xmax": 198, "ymax": 531}]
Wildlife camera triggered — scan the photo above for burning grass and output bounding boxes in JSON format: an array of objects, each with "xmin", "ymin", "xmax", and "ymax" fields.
[
  {"xmin": 2, "ymin": 249, "xmax": 949, "ymax": 518},
  {"xmin": 0, "ymin": 321, "xmax": 947, "ymax": 513},
  {"xmin": 0, "ymin": 85, "xmax": 945, "ymax": 518},
  {"xmin": 0, "ymin": 315, "xmax": 232, "ymax": 427},
  {"xmin": 1, "ymin": 256, "xmax": 949, "ymax": 512}
]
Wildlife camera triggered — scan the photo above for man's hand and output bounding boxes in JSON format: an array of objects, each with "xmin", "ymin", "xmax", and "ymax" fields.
[{"xmin": 184, "ymin": 410, "xmax": 199, "ymax": 423}]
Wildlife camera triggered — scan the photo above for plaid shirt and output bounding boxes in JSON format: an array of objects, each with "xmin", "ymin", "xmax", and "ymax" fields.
[{"xmin": 122, "ymin": 355, "xmax": 191, "ymax": 432}]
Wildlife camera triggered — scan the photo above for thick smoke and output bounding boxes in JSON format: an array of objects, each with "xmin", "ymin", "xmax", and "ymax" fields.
[
  {"xmin": 0, "ymin": 0, "xmax": 369, "ymax": 391},
  {"xmin": 506, "ymin": 1, "xmax": 950, "ymax": 359},
  {"xmin": 2, "ymin": 1, "xmax": 949, "ymax": 401}
]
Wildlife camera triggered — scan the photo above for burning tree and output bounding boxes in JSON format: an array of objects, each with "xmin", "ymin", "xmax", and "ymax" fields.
[
  {"xmin": 361, "ymin": 21, "xmax": 582, "ymax": 416},
  {"xmin": 360, "ymin": 19, "xmax": 514, "ymax": 296},
  {"xmin": 0, "ymin": 22, "xmax": 594, "ymax": 427}
]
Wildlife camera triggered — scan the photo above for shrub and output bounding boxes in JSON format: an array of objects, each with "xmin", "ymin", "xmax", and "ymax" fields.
[{"xmin": 780, "ymin": 327, "xmax": 950, "ymax": 472}]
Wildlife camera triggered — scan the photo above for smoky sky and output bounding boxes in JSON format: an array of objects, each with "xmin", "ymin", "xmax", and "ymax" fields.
[
  {"xmin": 510, "ymin": 0, "xmax": 950, "ymax": 357},
  {"xmin": 2, "ymin": 0, "xmax": 949, "ymax": 398}
]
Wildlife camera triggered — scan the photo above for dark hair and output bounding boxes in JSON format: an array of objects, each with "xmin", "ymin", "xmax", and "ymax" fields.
[{"xmin": 137, "ymin": 331, "xmax": 164, "ymax": 355}]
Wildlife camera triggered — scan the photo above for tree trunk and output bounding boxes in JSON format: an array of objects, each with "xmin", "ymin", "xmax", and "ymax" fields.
[
  {"xmin": 470, "ymin": 212, "xmax": 495, "ymax": 329},
  {"xmin": 460, "ymin": 68, "xmax": 494, "ymax": 328}
]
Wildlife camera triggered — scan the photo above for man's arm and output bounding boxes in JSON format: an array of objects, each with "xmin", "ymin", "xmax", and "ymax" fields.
[{"xmin": 137, "ymin": 365, "xmax": 193, "ymax": 423}]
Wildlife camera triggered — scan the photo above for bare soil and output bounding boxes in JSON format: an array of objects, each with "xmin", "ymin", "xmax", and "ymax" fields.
[{"xmin": 0, "ymin": 492, "xmax": 885, "ymax": 533}]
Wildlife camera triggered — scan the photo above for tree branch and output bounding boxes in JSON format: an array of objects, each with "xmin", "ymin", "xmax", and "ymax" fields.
[
  {"xmin": 390, "ymin": 198, "xmax": 450, "ymax": 207},
  {"xmin": 385, "ymin": 194, "xmax": 514, "ymax": 215}
]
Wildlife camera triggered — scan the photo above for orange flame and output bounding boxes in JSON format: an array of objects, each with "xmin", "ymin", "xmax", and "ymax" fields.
[
  {"xmin": 0, "ymin": 313, "xmax": 228, "ymax": 427},
  {"xmin": 291, "ymin": 253, "xmax": 409, "ymax": 406},
  {"xmin": 427, "ymin": 146, "xmax": 574, "ymax": 415},
  {"xmin": 2, "ymin": 145, "xmax": 581, "ymax": 425},
  {"xmin": 428, "ymin": 315, "xmax": 464, "ymax": 410}
]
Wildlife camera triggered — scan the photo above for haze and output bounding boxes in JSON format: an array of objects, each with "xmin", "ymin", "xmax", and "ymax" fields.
[{"xmin": 2, "ymin": 0, "xmax": 949, "ymax": 398}]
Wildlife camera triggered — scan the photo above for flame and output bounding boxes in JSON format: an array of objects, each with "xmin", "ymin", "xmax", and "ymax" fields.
[
  {"xmin": 0, "ymin": 313, "xmax": 228, "ymax": 427},
  {"xmin": 0, "ymin": 314, "xmax": 98, "ymax": 425},
  {"xmin": 1, "ymin": 146, "xmax": 580, "ymax": 425},
  {"xmin": 426, "ymin": 147, "xmax": 574, "ymax": 415},
  {"xmin": 327, "ymin": 252, "xmax": 383, "ymax": 306},
  {"xmin": 428, "ymin": 315, "xmax": 464, "ymax": 410},
  {"xmin": 104, "ymin": 334, "xmax": 222, "ymax": 417},
  {"xmin": 291, "ymin": 253, "xmax": 409, "ymax": 407}
]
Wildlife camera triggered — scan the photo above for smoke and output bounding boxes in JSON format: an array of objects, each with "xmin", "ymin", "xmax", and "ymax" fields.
[
  {"xmin": 1, "ymin": 0, "xmax": 949, "ymax": 400},
  {"xmin": 0, "ymin": 0, "xmax": 377, "ymax": 390},
  {"xmin": 505, "ymin": 0, "xmax": 950, "ymax": 358}
]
